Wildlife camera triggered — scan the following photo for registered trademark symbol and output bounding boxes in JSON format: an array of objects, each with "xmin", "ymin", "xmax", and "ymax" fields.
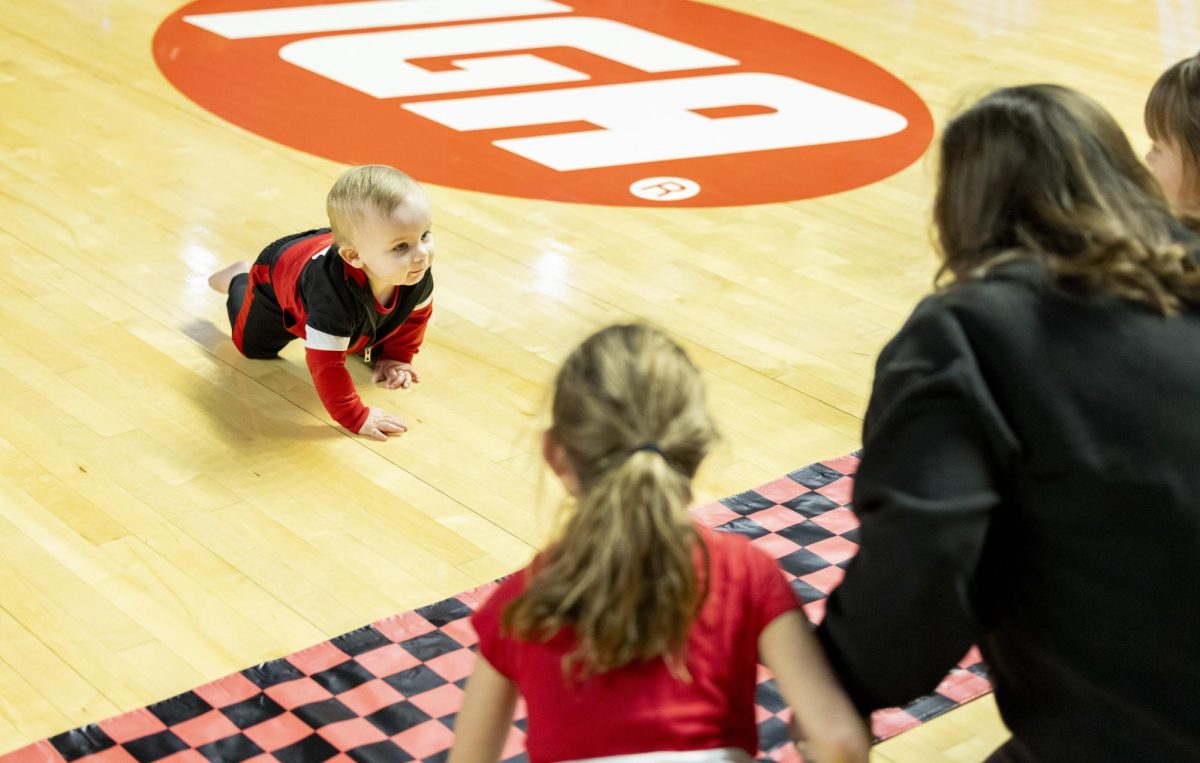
[
  {"xmin": 629, "ymin": 176, "xmax": 701, "ymax": 201},
  {"xmin": 158, "ymin": 0, "xmax": 931, "ymax": 206}
]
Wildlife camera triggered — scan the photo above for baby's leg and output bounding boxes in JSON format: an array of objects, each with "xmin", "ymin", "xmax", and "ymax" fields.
[
  {"xmin": 225, "ymin": 272, "xmax": 251, "ymax": 332},
  {"xmin": 226, "ymin": 275, "xmax": 294, "ymax": 359},
  {"xmin": 208, "ymin": 261, "xmax": 250, "ymax": 294}
]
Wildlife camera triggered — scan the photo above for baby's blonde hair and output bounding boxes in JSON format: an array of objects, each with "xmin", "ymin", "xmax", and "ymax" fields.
[{"xmin": 326, "ymin": 165, "xmax": 420, "ymax": 246}]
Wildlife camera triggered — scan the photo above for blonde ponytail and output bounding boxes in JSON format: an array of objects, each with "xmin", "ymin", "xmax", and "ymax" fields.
[{"xmin": 503, "ymin": 325, "xmax": 718, "ymax": 678}]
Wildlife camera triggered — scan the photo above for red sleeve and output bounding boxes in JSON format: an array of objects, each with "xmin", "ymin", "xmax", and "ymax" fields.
[
  {"xmin": 471, "ymin": 571, "xmax": 528, "ymax": 681},
  {"xmin": 378, "ymin": 301, "xmax": 432, "ymax": 364},
  {"xmin": 305, "ymin": 347, "xmax": 370, "ymax": 433}
]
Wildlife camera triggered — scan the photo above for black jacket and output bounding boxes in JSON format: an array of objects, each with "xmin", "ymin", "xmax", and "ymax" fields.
[{"xmin": 817, "ymin": 259, "xmax": 1200, "ymax": 761}]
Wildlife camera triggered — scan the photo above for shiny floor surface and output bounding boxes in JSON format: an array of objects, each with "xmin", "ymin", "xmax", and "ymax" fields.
[{"xmin": 3, "ymin": 0, "xmax": 1195, "ymax": 758}]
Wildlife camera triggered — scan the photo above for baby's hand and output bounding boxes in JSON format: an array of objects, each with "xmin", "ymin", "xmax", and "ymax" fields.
[
  {"xmin": 372, "ymin": 359, "xmax": 421, "ymax": 390},
  {"xmin": 358, "ymin": 407, "xmax": 409, "ymax": 441}
]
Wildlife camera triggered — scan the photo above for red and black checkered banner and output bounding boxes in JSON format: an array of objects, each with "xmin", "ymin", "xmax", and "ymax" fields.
[{"xmin": 1, "ymin": 454, "xmax": 992, "ymax": 763}]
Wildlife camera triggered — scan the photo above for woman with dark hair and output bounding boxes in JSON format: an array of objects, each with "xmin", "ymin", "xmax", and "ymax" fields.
[
  {"xmin": 1146, "ymin": 51, "xmax": 1200, "ymax": 212},
  {"xmin": 815, "ymin": 85, "xmax": 1200, "ymax": 762}
]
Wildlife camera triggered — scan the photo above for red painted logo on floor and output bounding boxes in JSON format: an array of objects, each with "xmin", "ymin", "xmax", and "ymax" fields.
[{"xmin": 154, "ymin": 0, "xmax": 933, "ymax": 207}]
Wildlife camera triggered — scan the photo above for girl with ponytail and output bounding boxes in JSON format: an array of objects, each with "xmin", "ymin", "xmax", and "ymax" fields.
[{"xmin": 450, "ymin": 324, "xmax": 867, "ymax": 763}]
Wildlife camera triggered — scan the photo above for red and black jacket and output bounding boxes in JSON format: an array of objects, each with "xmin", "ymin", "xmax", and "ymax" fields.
[{"xmin": 252, "ymin": 228, "xmax": 433, "ymax": 432}]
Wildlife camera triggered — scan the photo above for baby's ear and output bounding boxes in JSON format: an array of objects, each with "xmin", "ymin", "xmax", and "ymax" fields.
[{"xmin": 338, "ymin": 245, "xmax": 363, "ymax": 269}]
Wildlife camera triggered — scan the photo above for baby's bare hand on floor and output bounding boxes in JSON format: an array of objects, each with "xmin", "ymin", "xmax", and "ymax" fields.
[{"xmin": 358, "ymin": 407, "xmax": 409, "ymax": 441}]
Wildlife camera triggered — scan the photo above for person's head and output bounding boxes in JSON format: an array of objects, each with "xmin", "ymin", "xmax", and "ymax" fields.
[
  {"xmin": 935, "ymin": 84, "xmax": 1200, "ymax": 314},
  {"xmin": 1145, "ymin": 52, "xmax": 1200, "ymax": 209},
  {"xmin": 505, "ymin": 324, "xmax": 719, "ymax": 677},
  {"xmin": 326, "ymin": 165, "xmax": 434, "ymax": 293}
]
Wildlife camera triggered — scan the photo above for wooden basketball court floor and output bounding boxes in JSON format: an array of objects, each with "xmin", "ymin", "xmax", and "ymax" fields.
[{"xmin": 1, "ymin": 0, "xmax": 1194, "ymax": 759}]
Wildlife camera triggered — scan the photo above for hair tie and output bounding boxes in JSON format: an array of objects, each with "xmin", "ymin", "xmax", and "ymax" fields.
[{"xmin": 629, "ymin": 441, "xmax": 666, "ymax": 458}]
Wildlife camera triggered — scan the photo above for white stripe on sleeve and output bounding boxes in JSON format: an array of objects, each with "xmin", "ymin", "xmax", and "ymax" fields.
[{"xmin": 305, "ymin": 325, "xmax": 351, "ymax": 351}]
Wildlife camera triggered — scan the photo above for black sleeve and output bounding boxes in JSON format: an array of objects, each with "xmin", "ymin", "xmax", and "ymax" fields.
[
  {"xmin": 299, "ymin": 251, "xmax": 359, "ymax": 341},
  {"xmin": 816, "ymin": 295, "xmax": 1020, "ymax": 714}
]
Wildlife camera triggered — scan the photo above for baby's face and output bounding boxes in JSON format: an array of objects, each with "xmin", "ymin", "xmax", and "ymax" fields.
[
  {"xmin": 346, "ymin": 191, "xmax": 435, "ymax": 293},
  {"xmin": 1146, "ymin": 137, "xmax": 1187, "ymax": 207}
]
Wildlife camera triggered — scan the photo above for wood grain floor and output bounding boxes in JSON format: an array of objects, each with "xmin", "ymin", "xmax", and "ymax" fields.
[{"xmin": 2, "ymin": 0, "xmax": 1194, "ymax": 758}]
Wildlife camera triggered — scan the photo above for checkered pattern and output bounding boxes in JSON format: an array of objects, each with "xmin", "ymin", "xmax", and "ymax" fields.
[{"xmin": 1, "ymin": 454, "xmax": 991, "ymax": 763}]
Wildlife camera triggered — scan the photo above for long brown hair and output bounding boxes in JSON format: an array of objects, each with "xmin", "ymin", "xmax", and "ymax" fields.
[
  {"xmin": 1146, "ymin": 51, "xmax": 1200, "ymax": 206},
  {"xmin": 503, "ymin": 324, "xmax": 718, "ymax": 678},
  {"xmin": 934, "ymin": 84, "xmax": 1200, "ymax": 314}
]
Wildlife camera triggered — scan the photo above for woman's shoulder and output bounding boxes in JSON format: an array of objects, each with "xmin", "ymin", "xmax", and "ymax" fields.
[
  {"xmin": 931, "ymin": 258, "xmax": 1049, "ymax": 313},
  {"xmin": 890, "ymin": 259, "xmax": 1057, "ymax": 353}
]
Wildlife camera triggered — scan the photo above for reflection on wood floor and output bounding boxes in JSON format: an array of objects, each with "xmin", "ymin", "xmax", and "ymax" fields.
[{"xmin": 3, "ymin": 0, "xmax": 1195, "ymax": 758}]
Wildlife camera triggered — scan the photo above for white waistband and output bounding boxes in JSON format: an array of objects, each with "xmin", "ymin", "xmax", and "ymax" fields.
[{"xmin": 563, "ymin": 748, "xmax": 754, "ymax": 763}]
